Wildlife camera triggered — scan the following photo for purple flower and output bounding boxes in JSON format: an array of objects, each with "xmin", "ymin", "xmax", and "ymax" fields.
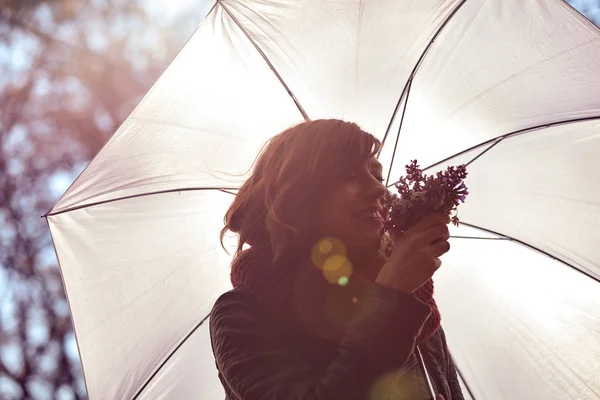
[{"xmin": 383, "ymin": 160, "xmax": 469, "ymax": 233}]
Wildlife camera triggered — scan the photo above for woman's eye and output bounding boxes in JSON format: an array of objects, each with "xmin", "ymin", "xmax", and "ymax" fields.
[{"xmin": 376, "ymin": 176, "xmax": 385, "ymax": 183}]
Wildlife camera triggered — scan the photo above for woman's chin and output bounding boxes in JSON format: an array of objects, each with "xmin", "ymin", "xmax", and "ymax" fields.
[{"xmin": 347, "ymin": 232, "xmax": 383, "ymax": 253}]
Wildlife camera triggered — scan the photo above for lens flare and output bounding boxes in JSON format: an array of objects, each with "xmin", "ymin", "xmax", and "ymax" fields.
[
  {"xmin": 311, "ymin": 237, "xmax": 346, "ymax": 270},
  {"xmin": 322, "ymin": 254, "xmax": 353, "ymax": 284},
  {"xmin": 318, "ymin": 239, "xmax": 333, "ymax": 254},
  {"xmin": 338, "ymin": 276, "xmax": 349, "ymax": 286},
  {"xmin": 369, "ymin": 369, "xmax": 422, "ymax": 399},
  {"xmin": 323, "ymin": 254, "xmax": 345, "ymax": 271}
]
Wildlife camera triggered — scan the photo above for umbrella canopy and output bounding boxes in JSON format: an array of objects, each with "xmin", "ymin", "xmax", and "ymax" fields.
[{"xmin": 47, "ymin": 1, "xmax": 600, "ymax": 399}]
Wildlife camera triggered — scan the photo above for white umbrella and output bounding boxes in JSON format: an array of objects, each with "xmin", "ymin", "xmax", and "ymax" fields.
[{"xmin": 47, "ymin": 1, "xmax": 600, "ymax": 399}]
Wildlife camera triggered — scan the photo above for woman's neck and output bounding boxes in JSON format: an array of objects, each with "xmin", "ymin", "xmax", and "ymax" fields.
[{"xmin": 346, "ymin": 246, "xmax": 384, "ymax": 282}]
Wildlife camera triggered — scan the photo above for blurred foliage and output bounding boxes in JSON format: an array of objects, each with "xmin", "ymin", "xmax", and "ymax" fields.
[
  {"xmin": 0, "ymin": 0, "xmax": 598, "ymax": 399},
  {"xmin": 0, "ymin": 0, "xmax": 207, "ymax": 398}
]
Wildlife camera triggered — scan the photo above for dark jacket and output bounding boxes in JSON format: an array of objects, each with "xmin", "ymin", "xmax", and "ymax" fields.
[{"xmin": 209, "ymin": 282, "xmax": 464, "ymax": 400}]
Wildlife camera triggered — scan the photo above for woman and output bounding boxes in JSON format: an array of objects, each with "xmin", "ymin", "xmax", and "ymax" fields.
[{"xmin": 210, "ymin": 119, "xmax": 464, "ymax": 400}]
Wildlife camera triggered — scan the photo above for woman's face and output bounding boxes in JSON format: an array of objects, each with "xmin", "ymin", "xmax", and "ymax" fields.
[{"xmin": 314, "ymin": 157, "xmax": 387, "ymax": 253}]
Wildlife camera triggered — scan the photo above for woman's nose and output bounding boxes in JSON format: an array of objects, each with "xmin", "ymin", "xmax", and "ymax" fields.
[{"xmin": 367, "ymin": 180, "xmax": 387, "ymax": 200}]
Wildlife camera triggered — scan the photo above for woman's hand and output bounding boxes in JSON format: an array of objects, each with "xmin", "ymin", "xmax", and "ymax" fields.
[{"xmin": 375, "ymin": 212, "xmax": 451, "ymax": 293}]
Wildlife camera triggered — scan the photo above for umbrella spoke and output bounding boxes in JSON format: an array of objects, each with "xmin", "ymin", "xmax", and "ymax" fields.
[
  {"xmin": 386, "ymin": 114, "xmax": 600, "ymax": 188},
  {"xmin": 380, "ymin": 0, "xmax": 468, "ymax": 150},
  {"xmin": 217, "ymin": 0, "xmax": 310, "ymax": 121},
  {"xmin": 384, "ymin": 78, "xmax": 413, "ymax": 186},
  {"xmin": 219, "ymin": 189, "xmax": 238, "ymax": 196},
  {"xmin": 45, "ymin": 187, "xmax": 240, "ymax": 217},
  {"xmin": 459, "ymin": 221, "xmax": 600, "ymax": 285},
  {"xmin": 426, "ymin": 115, "xmax": 600, "ymax": 173},
  {"xmin": 450, "ymin": 236, "xmax": 509, "ymax": 241},
  {"xmin": 132, "ymin": 313, "xmax": 212, "ymax": 400},
  {"xmin": 453, "ymin": 357, "xmax": 477, "ymax": 400}
]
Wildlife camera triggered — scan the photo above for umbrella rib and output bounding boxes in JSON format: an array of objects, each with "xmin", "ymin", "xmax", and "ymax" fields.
[
  {"xmin": 454, "ymin": 360, "xmax": 478, "ymax": 400},
  {"xmin": 459, "ymin": 221, "xmax": 600, "ymax": 284},
  {"xmin": 380, "ymin": 0, "xmax": 468, "ymax": 150},
  {"xmin": 131, "ymin": 313, "xmax": 212, "ymax": 400},
  {"xmin": 45, "ymin": 218, "xmax": 94, "ymax": 399},
  {"xmin": 423, "ymin": 115, "xmax": 600, "ymax": 172},
  {"xmin": 43, "ymin": 4, "xmax": 220, "ymax": 219},
  {"xmin": 44, "ymin": 187, "xmax": 240, "ymax": 217},
  {"xmin": 386, "ymin": 114, "xmax": 600, "ymax": 187},
  {"xmin": 462, "ymin": 137, "xmax": 504, "ymax": 168},
  {"xmin": 450, "ymin": 235, "xmax": 509, "ymax": 240},
  {"xmin": 219, "ymin": 188, "xmax": 238, "ymax": 195},
  {"xmin": 384, "ymin": 78, "xmax": 413, "ymax": 186},
  {"xmin": 217, "ymin": 0, "xmax": 310, "ymax": 121}
]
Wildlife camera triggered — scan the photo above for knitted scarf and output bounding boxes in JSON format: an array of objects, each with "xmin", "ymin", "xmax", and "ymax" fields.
[{"xmin": 230, "ymin": 246, "xmax": 441, "ymax": 345}]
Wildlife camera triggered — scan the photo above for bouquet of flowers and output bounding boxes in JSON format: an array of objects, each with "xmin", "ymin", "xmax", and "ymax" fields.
[{"xmin": 380, "ymin": 160, "xmax": 469, "ymax": 258}]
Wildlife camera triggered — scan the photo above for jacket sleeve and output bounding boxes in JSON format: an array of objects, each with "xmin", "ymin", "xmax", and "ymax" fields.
[
  {"xmin": 440, "ymin": 329, "xmax": 465, "ymax": 400},
  {"xmin": 209, "ymin": 284, "xmax": 431, "ymax": 400}
]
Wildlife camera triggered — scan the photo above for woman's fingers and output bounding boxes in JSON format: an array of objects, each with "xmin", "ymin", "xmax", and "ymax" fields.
[
  {"xmin": 416, "ymin": 223, "xmax": 450, "ymax": 247},
  {"xmin": 407, "ymin": 212, "xmax": 450, "ymax": 234},
  {"xmin": 430, "ymin": 239, "xmax": 450, "ymax": 257}
]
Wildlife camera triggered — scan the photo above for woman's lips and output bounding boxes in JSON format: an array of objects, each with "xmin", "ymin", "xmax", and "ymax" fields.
[{"xmin": 354, "ymin": 213, "xmax": 384, "ymax": 229}]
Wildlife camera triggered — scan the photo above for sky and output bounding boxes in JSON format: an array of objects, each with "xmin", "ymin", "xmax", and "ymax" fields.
[
  {"xmin": 144, "ymin": 0, "xmax": 213, "ymax": 23},
  {"xmin": 569, "ymin": 0, "xmax": 600, "ymax": 23}
]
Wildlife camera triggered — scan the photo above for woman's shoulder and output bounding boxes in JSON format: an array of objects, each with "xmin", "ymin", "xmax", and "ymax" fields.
[
  {"xmin": 421, "ymin": 326, "xmax": 453, "ymax": 363},
  {"xmin": 209, "ymin": 288, "xmax": 263, "ymax": 347},
  {"xmin": 210, "ymin": 287, "xmax": 288, "ymax": 331},
  {"xmin": 211, "ymin": 287, "xmax": 260, "ymax": 318},
  {"xmin": 209, "ymin": 287, "xmax": 304, "ymax": 357}
]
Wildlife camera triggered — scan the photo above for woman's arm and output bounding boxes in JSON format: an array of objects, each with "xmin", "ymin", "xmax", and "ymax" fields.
[{"xmin": 210, "ymin": 285, "xmax": 431, "ymax": 400}]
